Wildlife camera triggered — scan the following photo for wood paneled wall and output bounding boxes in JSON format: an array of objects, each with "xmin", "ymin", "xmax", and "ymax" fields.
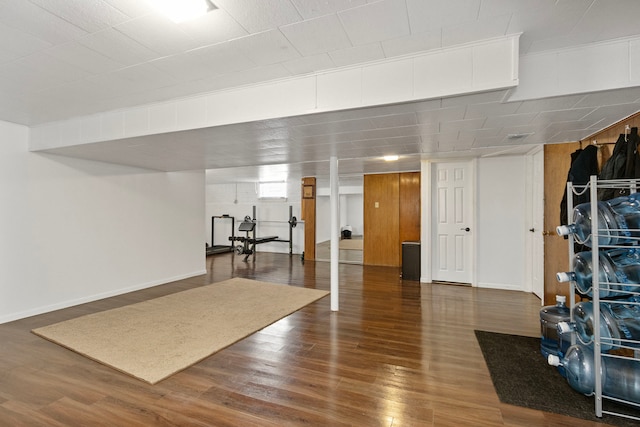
[
  {"xmin": 543, "ymin": 143, "xmax": 580, "ymax": 305},
  {"xmin": 301, "ymin": 177, "xmax": 316, "ymax": 260},
  {"xmin": 399, "ymin": 172, "xmax": 421, "ymax": 244},
  {"xmin": 364, "ymin": 174, "xmax": 400, "ymax": 266},
  {"xmin": 363, "ymin": 172, "xmax": 420, "ymax": 267},
  {"xmin": 543, "ymin": 112, "xmax": 640, "ymax": 304}
]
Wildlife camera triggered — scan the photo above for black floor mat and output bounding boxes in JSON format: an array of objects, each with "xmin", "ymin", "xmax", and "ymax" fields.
[{"xmin": 474, "ymin": 330, "xmax": 640, "ymax": 426}]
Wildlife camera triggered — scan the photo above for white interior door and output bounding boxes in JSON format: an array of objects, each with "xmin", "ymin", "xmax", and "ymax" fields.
[
  {"xmin": 432, "ymin": 161, "xmax": 473, "ymax": 284},
  {"xmin": 531, "ymin": 149, "xmax": 544, "ymax": 300}
]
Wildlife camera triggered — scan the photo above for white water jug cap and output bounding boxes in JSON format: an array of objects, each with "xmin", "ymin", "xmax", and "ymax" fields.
[
  {"xmin": 556, "ymin": 295, "xmax": 566, "ymax": 304},
  {"xmin": 556, "ymin": 272, "xmax": 572, "ymax": 283},
  {"xmin": 557, "ymin": 321, "xmax": 572, "ymax": 334},
  {"xmin": 548, "ymin": 354, "xmax": 561, "ymax": 367},
  {"xmin": 556, "ymin": 225, "xmax": 571, "ymax": 236}
]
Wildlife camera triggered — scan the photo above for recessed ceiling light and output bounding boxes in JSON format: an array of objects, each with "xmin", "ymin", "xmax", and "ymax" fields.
[
  {"xmin": 148, "ymin": 0, "xmax": 217, "ymax": 23},
  {"xmin": 383, "ymin": 155, "xmax": 399, "ymax": 161}
]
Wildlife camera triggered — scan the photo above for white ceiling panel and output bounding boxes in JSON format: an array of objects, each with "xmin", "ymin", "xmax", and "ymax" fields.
[
  {"xmin": 179, "ymin": 9, "xmax": 249, "ymax": 45},
  {"xmin": 406, "ymin": 0, "xmax": 480, "ymax": 34},
  {"xmin": 215, "ymin": 0, "xmax": 302, "ymax": 33},
  {"xmin": 0, "ymin": 0, "xmax": 639, "ymax": 183},
  {"xmin": 328, "ymin": 42, "xmax": 385, "ymax": 67},
  {"xmin": 280, "ymin": 14, "xmax": 352, "ymax": 56},
  {"xmin": 0, "ymin": 22, "xmax": 51, "ymax": 64},
  {"xmin": 0, "ymin": 0, "xmax": 87, "ymax": 44},
  {"xmin": 290, "ymin": 0, "xmax": 367, "ymax": 19},
  {"xmin": 114, "ymin": 14, "xmax": 200, "ymax": 56},
  {"xmin": 441, "ymin": 12, "xmax": 511, "ymax": 48},
  {"xmin": 45, "ymin": 41, "xmax": 123, "ymax": 74},
  {"xmin": 381, "ymin": 31, "xmax": 441, "ymax": 58},
  {"xmin": 77, "ymin": 27, "xmax": 159, "ymax": 66},
  {"xmin": 281, "ymin": 53, "xmax": 336, "ymax": 74},
  {"xmin": 29, "ymin": 0, "xmax": 130, "ymax": 32},
  {"xmin": 230, "ymin": 29, "xmax": 301, "ymax": 66},
  {"xmin": 338, "ymin": 0, "xmax": 410, "ymax": 46},
  {"xmin": 190, "ymin": 42, "xmax": 255, "ymax": 76}
]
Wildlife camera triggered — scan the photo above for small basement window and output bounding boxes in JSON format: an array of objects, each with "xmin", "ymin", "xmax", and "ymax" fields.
[{"xmin": 258, "ymin": 181, "xmax": 287, "ymax": 199}]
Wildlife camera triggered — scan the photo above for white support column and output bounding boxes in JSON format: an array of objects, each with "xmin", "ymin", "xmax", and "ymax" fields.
[{"xmin": 330, "ymin": 156, "xmax": 339, "ymax": 311}]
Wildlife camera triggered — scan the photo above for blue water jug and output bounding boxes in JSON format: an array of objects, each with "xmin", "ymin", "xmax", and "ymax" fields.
[
  {"xmin": 571, "ymin": 301, "xmax": 640, "ymax": 351},
  {"xmin": 556, "ymin": 248, "xmax": 640, "ymax": 298},
  {"xmin": 556, "ymin": 192, "xmax": 640, "ymax": 246},
  {"xmin": 549, "ymin": 344, "xmax": 640, "ymax": 404},
  {"xmin": 540, "ymin": 295, "xmax": 571, "ymax": 359}
]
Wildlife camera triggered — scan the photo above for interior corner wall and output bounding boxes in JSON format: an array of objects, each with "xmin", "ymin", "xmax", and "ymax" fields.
[
  {"xmin": 476, "ymin": 156, "xmax": 526, "ymax": 291},
  {"xmin": 0, "ymin": 120, "xmax": 205, "ymax": 324}
]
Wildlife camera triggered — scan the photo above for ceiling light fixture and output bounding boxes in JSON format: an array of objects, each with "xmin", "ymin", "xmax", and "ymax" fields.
[
  {"xmin": 383, "ymin": 155, "xmax": 399, "ymax": 161},
  {"xmin": 148, "ymin": 0, "xmax": 217, "ymax": 23}
]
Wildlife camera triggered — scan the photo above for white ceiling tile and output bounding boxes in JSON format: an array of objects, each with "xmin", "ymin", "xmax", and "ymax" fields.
[
  {"xmin": 281, "ymin": 14, "xmax": 352, "ymax": 56},
  {"xmin": 370, "ymin": 113, "xmax": 418, "ymax": 128},
  {"xmin": 443, "ymin": 90, "xmax": 508, "ymax": 107},
  {"xmin": 115, "ymin": 14, "xmax": 200, "ymax": 56},
  {"xmin": 574, "ymin": 87, "xmax": 640, "ymax": 108},
  {"xmin": 150, "ymin": 52, "xmax": 213, "ymax": 82},
  {"xmin": 78, "ymin": 27, "xmax": 160, "ymax": 66},
  {"xmin": 406, "ymin": 0, "xmax": 480, "ymax": 34},
  {"xmin": 483, "ymin": 112, "xmax": 538, "ymax": 128},
  {"xmin": 514, "ymin": 95, "xmax": 584, "ymax": 114},
  {"xmin": 581, "ymin": 103, "xmax": 640, "ymax": 125},
  {"xmin": 289, "ymin": 0, "xmax": 367, "ymax": 19},
  {"xmin": 230, "ymin": 30, "xmax": 301, "ymax": 66},
  {"xmin": 416, "ymin": 106, "xmax": 466, "ymax": 124},
  {"xmin": 328, "ymin": 43, "xmax": 384, "ymax": 67},
  {"xmin": 0, "ymin": 1, "xmax": 87, "ymax": 44},
  {"xmin": 45, "ymin": 41, "xmax": 123, "ymax": 73},
  {"xmin": 381, "ymin": 32, "xmax": 441, "ymax": 58},
  {"xmin": 439, "ymin": 117, "xmax": 486, "ymax": 133},
  {"xmin": 201, "ymin": 64, "xmax": 292, "ymax": 91},
  {"xmin": 281, "ymin": 53, "xmax": 336, "ymax": 74},
  {"xmin": 338, "ymin": 0, "xmax": 410, "ymax": 46},
  {"xmin": 0, "ymin": 58, "xmax": 73, "ymax": 92},
  {"xmin": 178, "ymin": 9, "xmax": 249, "ymax": 45},
  {"xmin": 110, "ymin": 62, "xmax": 178, "ymax": 93},
  {"xmin": 573, "ymin": 0, "xmax": 640, "ymax": 43},
  {"xmin": 0, "ymin": 22, "xmax": 51, "ymax": 64},
  {"xmin": 215, "ymin": 0, "xmax": 302, "ymax": 33},
  {"xmin": 441, "ymin": 13, "xmax": 511, "ymax": 48},
  {"xmin": 464, "ymin": 101, "xmax": 521, "ymax": 119},
  {"xmin": 102, "ymin": 0, "xmax": 155, "ymax": 18},
  {"xmin": 531, "ymin": 108, "xmax": 597, "ymax": 124},
  {"xmin": 191, "ymin": 42, "xmax": 256, "ymax": 75},
  {"xmin": 29, "ymin": 0, "xmax": 130, "ymax": 32}
]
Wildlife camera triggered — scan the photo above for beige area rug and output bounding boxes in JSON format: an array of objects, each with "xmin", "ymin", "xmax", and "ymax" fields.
[{"xmin": 32, "ymin": 278, "xmax": 329, "ymax": 384}]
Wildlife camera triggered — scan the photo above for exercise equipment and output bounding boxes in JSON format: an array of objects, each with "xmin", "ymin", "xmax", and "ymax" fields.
[
  {"xmin": 229, "ymin": 206, "xmax": 299, "ymax": 261},
  {"xmin": 205, "ymin": 215, "xmax": 235, "ymax": 256}
]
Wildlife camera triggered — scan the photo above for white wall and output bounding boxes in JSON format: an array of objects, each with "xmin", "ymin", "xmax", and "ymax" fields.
[
  {"xmin": 205, "ymin": 181, "xmax": 304, "ymax": 254},
  {"xmin": 476, "ymin": 156, "xmax": 526, "ymax": 291},
  {"xmin": 0, "ymin": 120, "xmax": 205, "ymax": 324}
]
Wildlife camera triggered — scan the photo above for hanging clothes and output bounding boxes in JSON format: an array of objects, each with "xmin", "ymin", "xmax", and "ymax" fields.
[
  {"xmin": 598, "ymin": 127, "xmax": 640, "ymax": 200},
  {"xmin": 560, "ymin": 144, "xmax": 599, "ymax": 226}
]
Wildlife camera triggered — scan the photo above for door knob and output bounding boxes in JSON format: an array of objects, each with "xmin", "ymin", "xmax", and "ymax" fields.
[{"xmin": 460, "ymin": 227, "xmax": 470, "ymax": 232}]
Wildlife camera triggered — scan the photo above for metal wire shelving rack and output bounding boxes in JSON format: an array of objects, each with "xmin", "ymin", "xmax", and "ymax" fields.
[{"xmin": 565, "ymin": 176, "xmax": 640, "ymax": 422}]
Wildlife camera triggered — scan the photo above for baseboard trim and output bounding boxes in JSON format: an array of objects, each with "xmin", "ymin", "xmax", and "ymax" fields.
[{"xmin": 0, "ymin": 269, "xmax": 208, "ymax": 325}]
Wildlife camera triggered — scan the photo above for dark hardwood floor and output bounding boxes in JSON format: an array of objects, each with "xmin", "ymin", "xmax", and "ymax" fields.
[{"xmin": 0, "ymin": 252, "xmax": 616, "ymax": 426}]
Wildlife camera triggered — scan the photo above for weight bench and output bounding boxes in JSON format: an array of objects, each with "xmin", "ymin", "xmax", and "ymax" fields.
[{"xmin": 229, "ymin": 217, "xmax": 279, "ymax": 261}]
